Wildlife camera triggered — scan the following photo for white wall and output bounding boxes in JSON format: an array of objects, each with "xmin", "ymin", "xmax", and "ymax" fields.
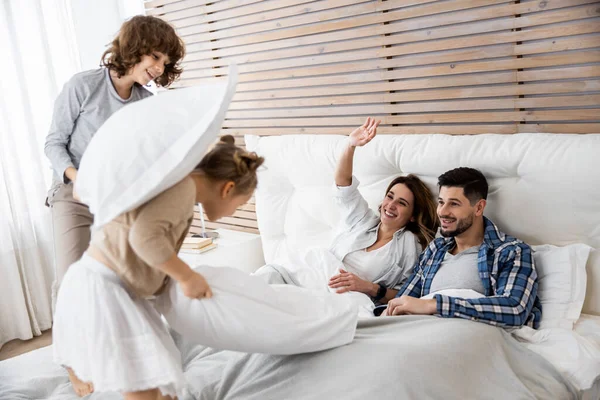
[{"xmin": 69, "ymin": 0, "xmax": 144, "ymax": 70}]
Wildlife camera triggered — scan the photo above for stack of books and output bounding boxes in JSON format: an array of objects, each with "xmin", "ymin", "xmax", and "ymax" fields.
[{"xmin": 179, "ymin": 236, "xmax": 217, "ymax": 254}]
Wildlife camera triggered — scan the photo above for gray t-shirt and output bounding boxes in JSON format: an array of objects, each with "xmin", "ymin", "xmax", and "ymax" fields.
[
  {"xmin": 44, "ymin": 68, "xmax": 152, "ymax": 186},
  {"xmin": 429, "ymin": 245, "xmax": 485, "ymax": 295}
]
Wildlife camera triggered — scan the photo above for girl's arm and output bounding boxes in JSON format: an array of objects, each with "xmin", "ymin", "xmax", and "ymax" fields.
[
  {"xmin": 129, "ymin": 177, "xmax": 212, "ymax": 299},
  {"xmin": 155, "ymin": 254, "xmax": 212, "ymax": 299}
]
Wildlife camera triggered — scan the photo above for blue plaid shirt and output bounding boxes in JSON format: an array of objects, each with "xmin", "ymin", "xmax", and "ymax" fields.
[{"xmin": 377, "ymin": 217, "xmax": 542, "ymax": 329}]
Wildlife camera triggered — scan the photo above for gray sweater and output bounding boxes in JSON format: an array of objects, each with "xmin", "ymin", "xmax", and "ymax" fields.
[{"xmin": 44, "ymin": 68, "xmax": 152, "ymax": 186}]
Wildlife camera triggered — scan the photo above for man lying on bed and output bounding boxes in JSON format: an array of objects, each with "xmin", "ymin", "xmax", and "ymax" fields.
[{"xmin": 375, "ymin": 167, "xmax": 542, "ymax": 329}]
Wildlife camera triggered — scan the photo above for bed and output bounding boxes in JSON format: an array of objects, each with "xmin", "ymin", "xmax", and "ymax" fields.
[{"xmin": 1, "ymin": 132, "xmax": 600, "ymax": 399}]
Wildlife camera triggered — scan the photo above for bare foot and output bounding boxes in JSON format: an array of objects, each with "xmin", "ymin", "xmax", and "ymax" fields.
[{"xmin": 67, "ymin": 367, "xmax": 94, "ymax": 397}]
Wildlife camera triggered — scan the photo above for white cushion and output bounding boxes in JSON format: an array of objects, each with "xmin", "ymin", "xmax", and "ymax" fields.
[
  {"xmin": 533, "ymin": 244, "xmax": 592, "ymax": 330},
  {"xmin": 76, "ymin": 65, "xmax": 238, "ymax": 228}
]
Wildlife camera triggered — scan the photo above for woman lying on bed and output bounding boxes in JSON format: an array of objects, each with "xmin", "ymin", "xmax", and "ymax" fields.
[{"xmin": 254, "ymin": 117, "xmax": 438, "ymax": 305}]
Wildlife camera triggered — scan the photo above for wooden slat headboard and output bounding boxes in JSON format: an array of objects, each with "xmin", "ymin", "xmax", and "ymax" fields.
[{"xmin": 146, "ymin": 0, "xmax": 600, "ymax": 233}]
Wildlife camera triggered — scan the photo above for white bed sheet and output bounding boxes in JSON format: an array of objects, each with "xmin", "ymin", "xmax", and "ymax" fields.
[
  {"xmin": 512, "ymin": 313, "xmax": 600, "ymax": 395},
  {"xmin": 575, "ymin": 314, "xmax": 600, "ymax": 399},
  {"xmin": 0, "ymin": 345, "xmax": 75, "ymax": 400},
  {"xmin": 1, "ymin": 315, "xmax": 599, "ymax": 399}
]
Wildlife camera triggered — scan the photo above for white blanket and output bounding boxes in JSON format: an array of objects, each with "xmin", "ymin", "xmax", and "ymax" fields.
[
  {"xmin": 154, "ymin": 265, "xmax": 358, "ymax": 355},
  {"xmin": 178, "ymin": 316, "xmax": 581, "ymax": 400},
  {"xmin": 512, "ymin": 323, "xmax": 600, "ymax": 391},
  {"xmin": 3, "ymin": 316, "xmax": 600, "ymax": 399},
  {"xmin": 254, "ymin": 247, "xmax": 377, "ymax": 318}
]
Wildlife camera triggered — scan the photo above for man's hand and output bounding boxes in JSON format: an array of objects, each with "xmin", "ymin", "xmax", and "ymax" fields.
[
  {"xmin": 329, "ymin": 269, "xmax": 378, "ymax": 295},
  {"xmin": 383, "ymin": 295, "xmax": 437, "ymax": 316}
]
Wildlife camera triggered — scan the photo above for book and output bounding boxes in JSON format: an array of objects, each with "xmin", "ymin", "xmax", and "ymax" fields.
[
  {"xmin": 179, "ymin": 243, "xmax": 218, "ymax": 254},
  {"xmin": 182, "ymin": 236, "xmax": 213, "ymax": 249},
  {"xmin": 180, "ymin": 242, "xmax": 213, "ymax": 249},
  {"xmin": 183, "ymin": 236, "xmax": 212, "ymax": 245}
]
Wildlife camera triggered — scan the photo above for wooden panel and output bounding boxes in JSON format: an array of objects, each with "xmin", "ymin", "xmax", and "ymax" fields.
[
  {"xmin": 179, "ymin": 51, "xmax": 600, "ymax": 90},
  {"xmin": 517, "ymin": 123, "xmax": 600, "ymax": 133},
  {"xmin": 177, "ymin": 0, "xmax": 371, "ymax": 36},
  {"xmin": 230, "ymin": 82, "xmax": 600, "ymax": 109},
  {"xmin": 227, "ymin": 66, "xmax": 599, "ymax": 102},
  {"xmin": 222, "ymin": 125, "xmax": 520, "ymax": 135},
  {"xmin": 221, "ymin": 110, "xmax": 600, "ymax": 128},
  {"xmin": 182, "ymin": 1, "xmax": 597, "ymax": 54},
  {"xmin": 226, "ymin": 95, "xmax": 600, "ymax": 118},
  {"xmin": 148, "ymin": 0, "xmax": 600, "ymax": 234},
  {"xmin": 182, "ymin": 47, "xmax": 600, "ymax": 82},
  {"xmin": 147, "ymin": 0, "xmax": 268, "ymax": 21},
  {"xmin": 183, "ymin": 15, "xmax": 600, "ymax": 69}
]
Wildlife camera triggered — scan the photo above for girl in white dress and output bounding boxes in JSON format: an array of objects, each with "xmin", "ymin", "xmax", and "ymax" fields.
[{"xmin": 53, "ymin": 136, "xmax": 357, "ymax": 400}]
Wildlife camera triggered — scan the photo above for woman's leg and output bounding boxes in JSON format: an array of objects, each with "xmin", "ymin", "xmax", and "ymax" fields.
[
  {"xmin": 252, "ymin": 264, "xmax": 290, "ymax": 284},
  {"xmin": 124, "ymin": 389, "xmax": 175, "ymax": 400}
]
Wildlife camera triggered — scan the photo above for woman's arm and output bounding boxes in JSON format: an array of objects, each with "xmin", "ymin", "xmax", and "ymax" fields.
[
  {"xmin": 328, "ymin": 269, "xmax": 398, "ymax": 302},
  {"xmin": 331, "ymin": 118, "xmax": 382, "ymax": 230},
  {"xmin": 334, "ymin": 117, "xmax": 379, "ymax": 187},
  {"xmin": 334, "ymin": 144, "xmax": 355, "ymax": 187}
]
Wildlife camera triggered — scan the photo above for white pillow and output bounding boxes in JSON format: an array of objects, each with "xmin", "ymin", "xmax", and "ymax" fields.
[
  {"xmin": 532, "ymin": 243, "xmax": 592, "ymax": 330},
  {"xmin": 76, "ymin": 64, "xmax": 238, "ymax": 228}
]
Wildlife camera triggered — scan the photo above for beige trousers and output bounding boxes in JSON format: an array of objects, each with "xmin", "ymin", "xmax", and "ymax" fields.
[{"xmin": 48, "ymin": 183, "xmax": 94, "ymax": 309}]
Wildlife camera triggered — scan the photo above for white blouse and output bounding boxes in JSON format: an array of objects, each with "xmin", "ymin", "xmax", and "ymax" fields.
[{"xmin": 342, "ymin": 240, "xmax": 412, "ymax": 290}]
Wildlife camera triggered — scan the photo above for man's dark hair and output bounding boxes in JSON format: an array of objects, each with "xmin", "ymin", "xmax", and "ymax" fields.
[{"xmin": 437, "ymin": 167, "xmax": 488, "ymax": 205}]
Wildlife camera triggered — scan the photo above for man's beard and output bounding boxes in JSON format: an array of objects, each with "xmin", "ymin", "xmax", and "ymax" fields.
[{"xmin": 439, "ymin": 213, "xmax": 474, "ymax": 237}]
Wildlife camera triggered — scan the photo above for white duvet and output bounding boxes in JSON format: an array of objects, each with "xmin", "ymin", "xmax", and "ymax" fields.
[
  {"xmin": 154, "ymin": 265, "xmax": 359, "ymax": 354},
  {"xmin": 2, "ymin": 314, "xmax": 600, "ymax": 399},
  {"xmin": 512, "ymin": 316, "xmax": 600, "ymax": 392},
  {"xmin": 421, "ymin": 289, "xmax": 600, "ymax": 392},
  {"xmin": 254, "ymin": 247, "xmax": 378, "ymax": 318}
]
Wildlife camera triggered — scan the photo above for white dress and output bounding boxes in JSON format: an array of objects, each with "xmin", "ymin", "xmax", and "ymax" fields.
[{"xmin": 53, "ymin": 254, "xmax": 185, "ymax": 397}]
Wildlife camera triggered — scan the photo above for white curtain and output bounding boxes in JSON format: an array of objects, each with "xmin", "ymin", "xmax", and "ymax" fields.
[{"xmin": 0, "ymin": 0, "xmax": 80, "ymax": 348}]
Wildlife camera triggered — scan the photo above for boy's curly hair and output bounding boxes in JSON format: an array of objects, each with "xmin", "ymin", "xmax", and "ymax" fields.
[{"xmin": 101, "ymin": 15, "xmax": 185, "ymax": 87}]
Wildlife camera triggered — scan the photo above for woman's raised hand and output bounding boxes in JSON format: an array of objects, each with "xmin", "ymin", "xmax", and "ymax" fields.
[{"xmin": 348, "ymin": 117, "xmax": 380, "ymax": 148}]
